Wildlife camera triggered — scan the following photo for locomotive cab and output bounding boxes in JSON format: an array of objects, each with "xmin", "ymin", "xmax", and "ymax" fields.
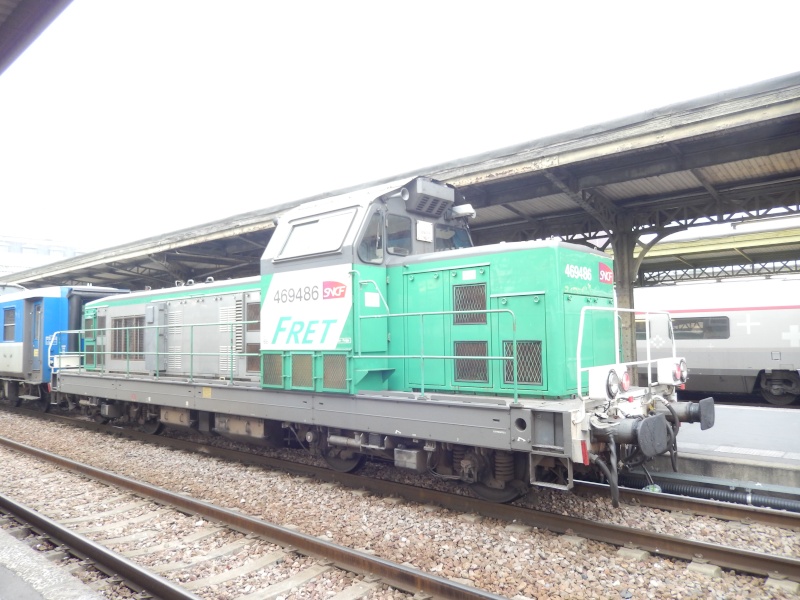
[
  {"xmin": 259, "ymin": 178, "xmax": 477, "ymax": 393},
  {"xmin": 263, "ymin": 178, "xmax": 474, "ymax": 269},
  {"xmin": 357, "ymin": 180, "xmax": 474, "ymax": 264}
]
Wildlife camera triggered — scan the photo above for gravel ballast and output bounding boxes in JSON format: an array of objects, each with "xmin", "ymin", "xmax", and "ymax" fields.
[{"xmin": 0, "ymin": 412, "xmax": 797, "ymax": 599}]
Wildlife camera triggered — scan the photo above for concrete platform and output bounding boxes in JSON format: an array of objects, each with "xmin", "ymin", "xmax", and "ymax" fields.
[
  {"xmin": 650, "ymin": 405, "xmax": 800, "ymax": 489},
  {"xmin": 0, "ymin": 528, "xmax": 102, "ymax": 600}
]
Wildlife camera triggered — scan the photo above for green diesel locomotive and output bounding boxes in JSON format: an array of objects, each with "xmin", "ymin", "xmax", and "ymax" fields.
[{"xmin": 51, "ymin": 177, "xmax": 714, "ymax": 503}]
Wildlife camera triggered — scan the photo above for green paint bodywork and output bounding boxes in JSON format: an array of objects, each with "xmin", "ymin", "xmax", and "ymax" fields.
[
  {"xmin": 260, "ymin": 243, "xmax": 616, "ymax": 399},
  {"xmin": 78, "ymin": 242, "xmax": 616, "ymax": 400}
]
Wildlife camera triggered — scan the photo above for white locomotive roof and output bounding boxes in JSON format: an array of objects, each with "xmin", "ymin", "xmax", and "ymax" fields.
[
  {"xmin": 401, "ymin": 237, "xmax": 610, "ymax": 266},
  {"xmin": 107, "ymin": 275, "xmax": 261, "ymax": 301},
  {"xmin": 277, "ymin": 177, "xmax": 411, "ymax": 222},
  {"xmin": 635, "ymin": 277, "xmax": 800, "ymax": 312}
]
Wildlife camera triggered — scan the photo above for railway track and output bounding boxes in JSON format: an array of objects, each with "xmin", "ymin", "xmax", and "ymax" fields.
[
  {"xmin": 1, "ymin": 494, "xmax": 201, "ymax": 599},
  {"xmin": 0, "ymin": 434, "xmax": 507, "ymax": 600},
  {"xmin": 1, "ymin": 407, "xmax": 799, "ymax": 593},
  {"xmin": 6, "ymin": 405, "xmax": 799, "ymax": 530}
]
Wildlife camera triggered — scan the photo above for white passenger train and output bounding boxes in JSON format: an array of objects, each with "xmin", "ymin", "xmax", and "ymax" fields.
[{"xmin": 635, "ymin": 278, "xmax": 800, "ymax": 405}]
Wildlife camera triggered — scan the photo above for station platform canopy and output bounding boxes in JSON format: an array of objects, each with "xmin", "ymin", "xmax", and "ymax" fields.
[
  {"xmin": 6, "ymin": 71, "xmax": 799, "ymax": 291},
  {"xmin": 0, "ymin": 0, "xmax": 72, "ymax": 76},
  {"xmin": 1, "ymin": 5, "xmax": 798, "ymax": 292}
]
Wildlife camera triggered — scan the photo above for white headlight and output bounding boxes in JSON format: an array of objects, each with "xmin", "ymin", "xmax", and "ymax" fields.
[{"xmin": 606, "ymin": 370, "xmax": 620, "ymax": 398}]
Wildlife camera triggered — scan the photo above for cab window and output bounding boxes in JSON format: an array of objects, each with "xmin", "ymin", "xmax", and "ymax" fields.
[
  {"xmin": 386, "ymin": 215, "xmax": 412, "ymax": 256},
  {"xmin": 357, "ymin": 211, "xmax": 383, "ymax": 264},
  {"xmin": 435, "ymin": 224, "xmax": 472, "ymax": 251},
  {"xmin": 278, "ymin": 208, "xmax": 357, "ymax": 260}
]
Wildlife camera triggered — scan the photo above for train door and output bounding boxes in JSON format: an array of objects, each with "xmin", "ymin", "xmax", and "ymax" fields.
[
  {"xmin": 144, "ymin": 302, "xmax": 167, "ymax": 373},
  {"xmin": 404, "ymin": 270, "xmax": 446, "ymax": 388},
  {"xmin": 31, "ymin": 301, "xmax": 43, "ymax": 375}
]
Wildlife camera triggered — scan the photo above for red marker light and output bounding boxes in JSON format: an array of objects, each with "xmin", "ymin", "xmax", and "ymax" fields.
[{"xmin": 620, "ymin": 370, "xmax": 631, "ymax": 392}]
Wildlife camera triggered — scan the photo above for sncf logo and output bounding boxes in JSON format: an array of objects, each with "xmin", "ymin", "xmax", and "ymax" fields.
[
  {"xmin": 322, "ymin": 281, "xmax": 347, "ymax": 299},
  {"xmin": 599, "ymin": 263, "xmax": 614, "ymax": 285}
]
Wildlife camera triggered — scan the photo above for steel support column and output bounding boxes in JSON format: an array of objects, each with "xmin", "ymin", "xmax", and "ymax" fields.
[{"xmin": 609, "ymin": 229, "xmax": 638, "ymax": 363}]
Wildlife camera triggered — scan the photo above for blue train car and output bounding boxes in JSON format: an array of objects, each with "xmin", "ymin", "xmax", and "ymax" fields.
[{"xmin": 0, "ymin": 285, "xmax": 125, "ymax": 409}]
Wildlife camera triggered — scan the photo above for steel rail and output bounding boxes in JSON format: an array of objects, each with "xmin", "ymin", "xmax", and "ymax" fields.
[
  {"xmin": 0, "ymin": 492, "xmax": 202, "ymax": 600},
  {"xmin": 0, "ymin": 436, "xmax": 507, "ymax": 600},
  {"xmin": 8, "ymin": 407, "xmax": 798, "ymax": 531},
  {"xmin": 4, "ymin": 408, "xmax": 800, "ymax": 581},
  {"xmin": 572, "ymin": 481, "xmax": 800, "ymax": 531}
]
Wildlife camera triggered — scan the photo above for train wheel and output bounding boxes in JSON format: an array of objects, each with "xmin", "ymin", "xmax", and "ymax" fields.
[
  {"xmin": 759, "ymin": 373, "xmax": 800, "ymax": 405},
  {"xmin": 760, "ymin": 389, "xmax": 798, "ymax": 406},
  {"xmin": 140, "ymin": 419, "xmax": 164, "ymax": 435},
  {"xmin": 33, "ymin": 395, "xmax": 51, "ymax": 413},
  {"xmin": 1, "ymin": 382, "xmax": 21, "ymax": 407},
  {"xmin": 470, "ymin": 481, "xmax": 528, "ymax": 503},
  {"xmin": 322, "ymin": 448, "xmax": 366, "ymax": 473}
]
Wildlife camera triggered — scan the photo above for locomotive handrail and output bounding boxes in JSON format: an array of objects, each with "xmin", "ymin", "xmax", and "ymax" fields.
[
  {"xmin": 576, "ymin": 306, "xmax": 677, "ymax": 402},
  {"xmin": 353, "ymin": 277, "xmax": 390, "ymax": 312},
  {"xmin": 357, "ymin": 308, "xmax": 520, "ymax": 402},
  {"xmin": 46, "ymin": 329, "xmax": 82, "ymax": 370},
  {"xmin": 348, "ymin": 269, "xmax": 523, "ymax": 400},
  {"xmin": 55, "ymin": 311, "xmax": 525, "ymax": 399},
  {"xmin": 48, "ymin": 320, "xmax": 259, "ymax": 384}
]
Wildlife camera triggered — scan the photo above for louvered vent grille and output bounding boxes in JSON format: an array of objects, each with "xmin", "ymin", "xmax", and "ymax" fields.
[
  {"xmin": 262, "ymin": 354, "xmax": 282, "ymax": 386},
  {"xmin": 454, "ymin": 341, "xmax": 488, "ymax": 382},
  {"xmin": 323, "ymin": 354, "xmax": 347, "ymax": 389},
  {"xmin": 219, "ymin": 346, "xmax": 237, "ymax": 375},
  {"xmin": 409, "ymin": 194, "xmax": 448, "ymax": 217},
  {"xmin": 167, "ymin": 345, "xmax": 182, "ymax": 370},
  {"xmin": 504, "ymin": 341, "xmax": 543, "ymax": 384},
  {"xmin": 453, "ymin": 284, "xmax": 486, "ymax": 324},
  {"xmin": 168, "ymin": 310, "xmax": 182, "ymax": 337},
  {"xmin": 291, "ymin": 354, "xmax": 313, "ymax": 388},
  {"xmin": 219, "ymin": 301, "xmax": 244, "ymax": 351}
]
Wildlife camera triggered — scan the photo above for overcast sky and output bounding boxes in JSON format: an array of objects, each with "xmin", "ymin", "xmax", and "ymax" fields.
[{"xmin": 1, "ymin": 1, "xmax": 799, "ymax": 251}]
